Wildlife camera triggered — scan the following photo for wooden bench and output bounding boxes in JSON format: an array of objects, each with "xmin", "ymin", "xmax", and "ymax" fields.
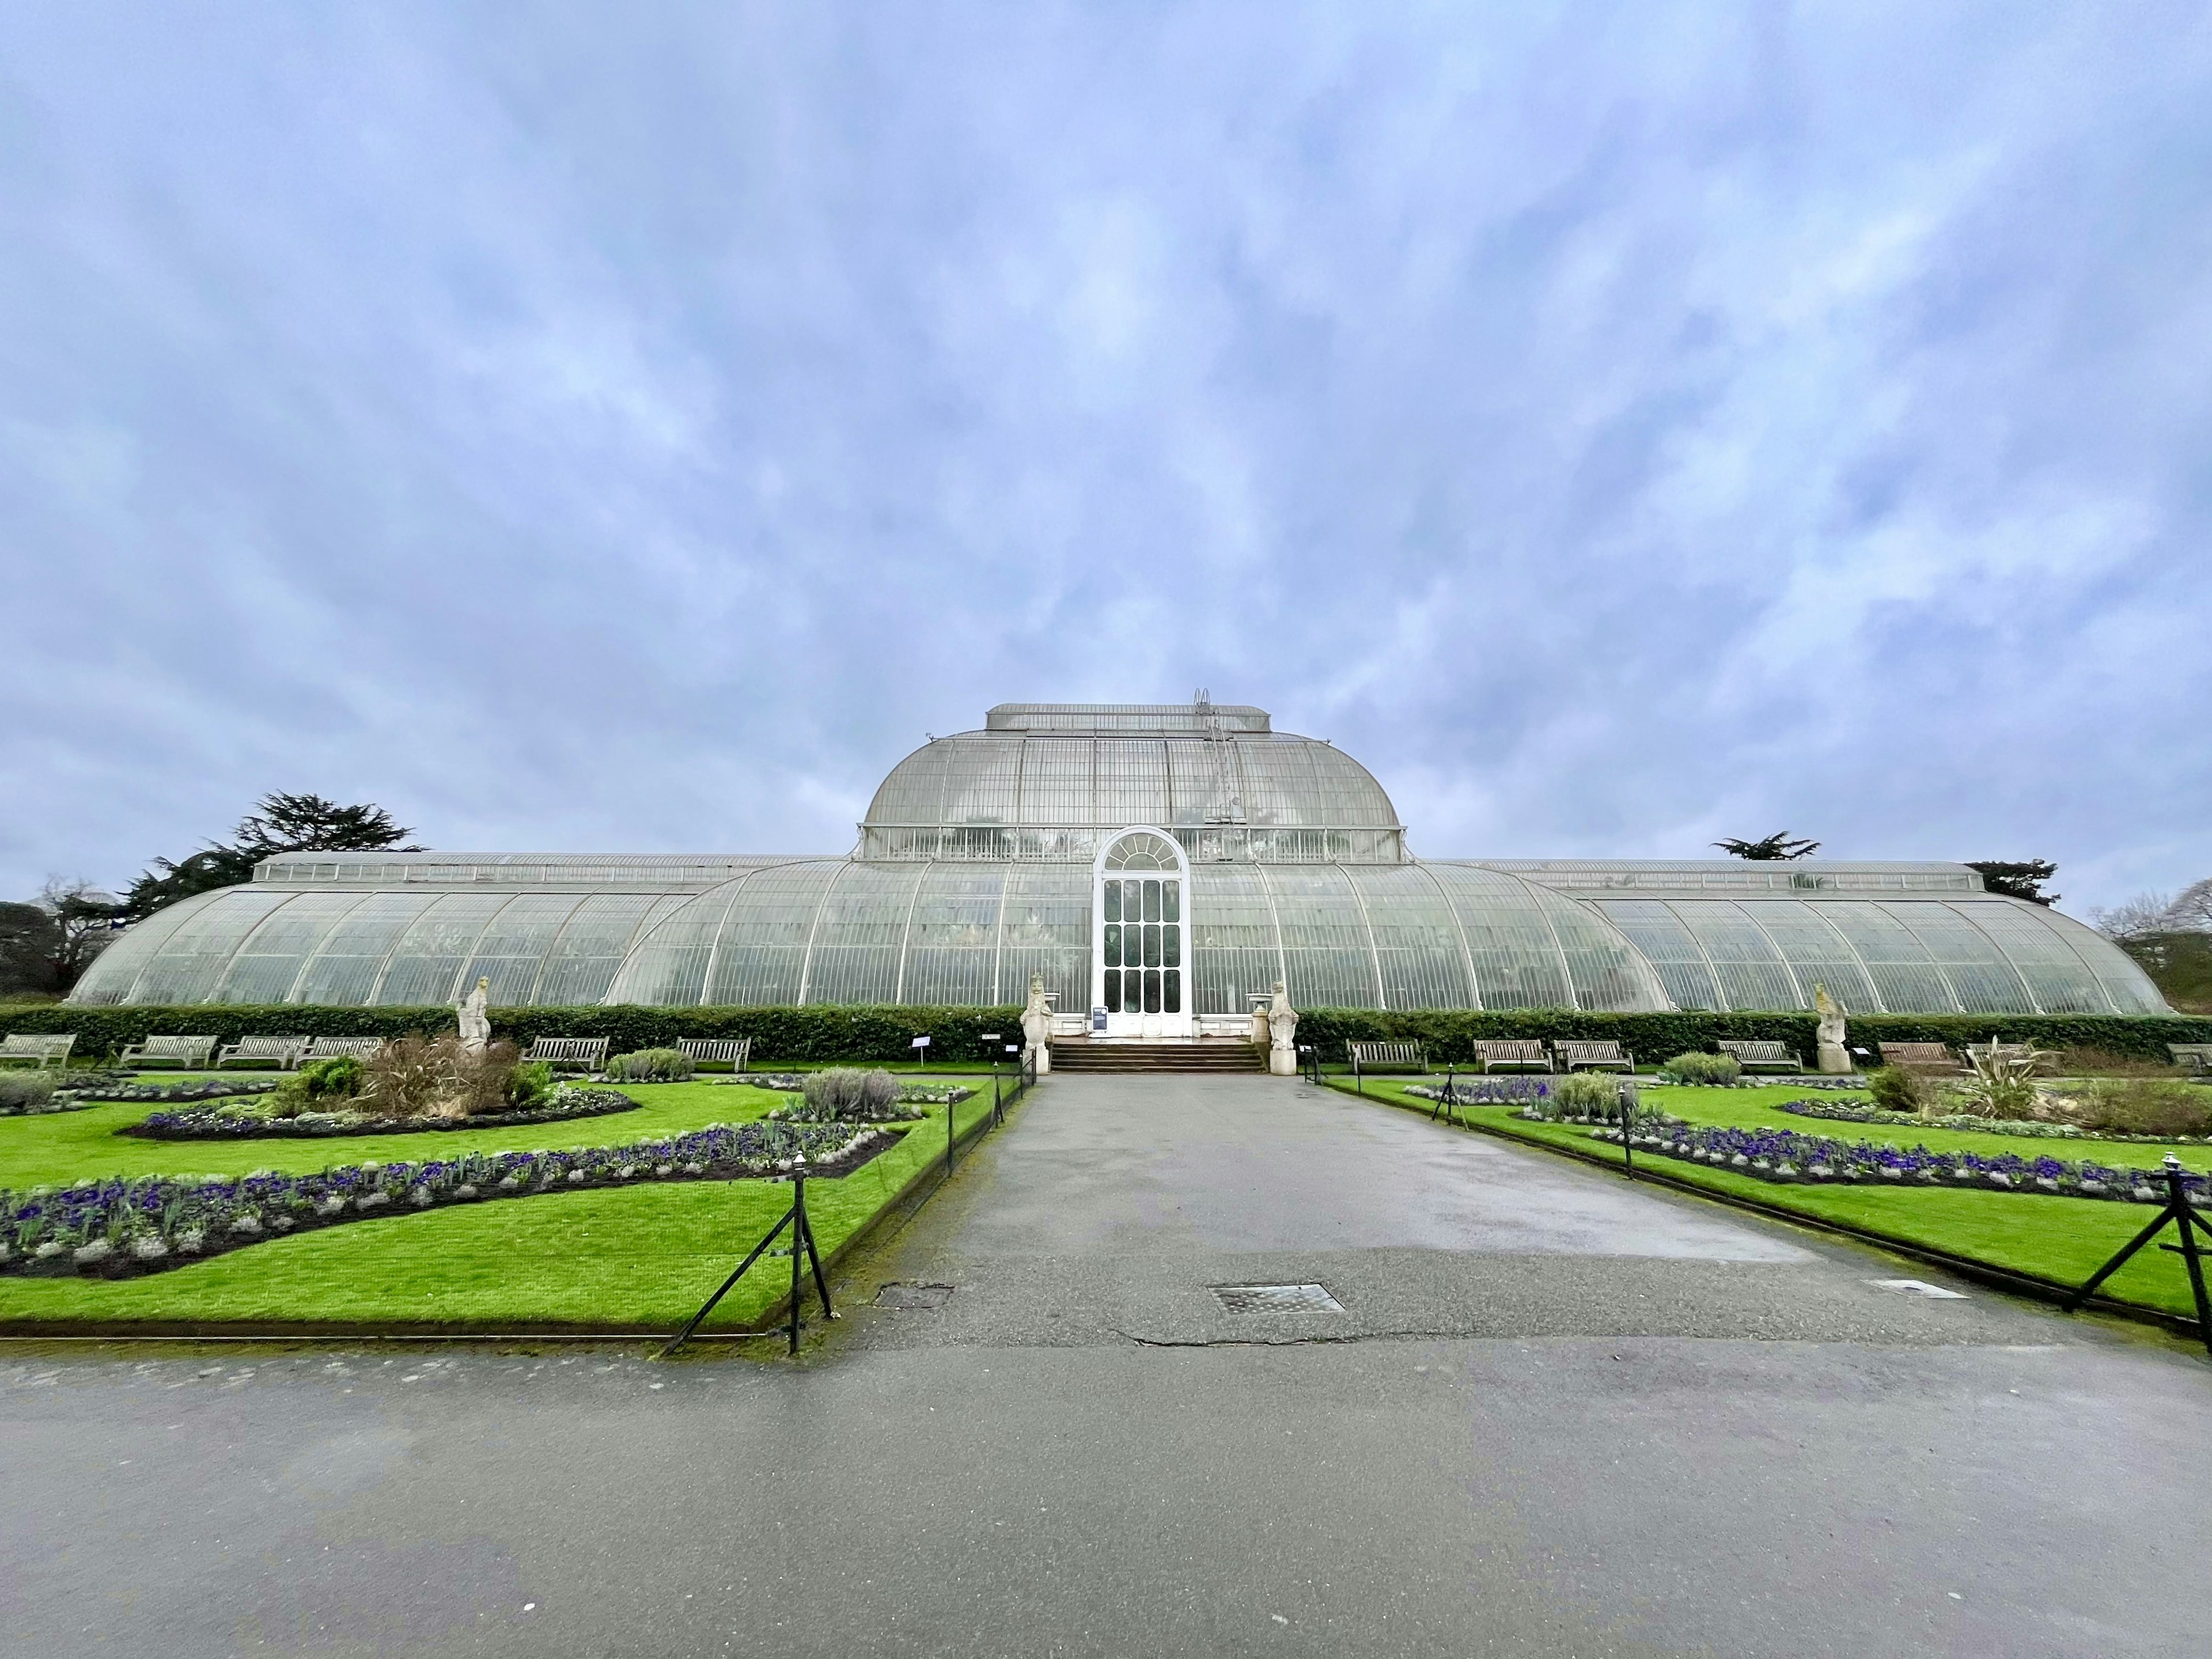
[
  {"xmin": 522, "ymin": 1037, "xmax": 609, "ymax": 1072},
  {"xmin": 0, "ymin": 1033, "xmax": 75, "ymax": 1070},
  {"xmin": 214, "ymin": 1035, "xmax": 309, "ymax": 1071},
  {"xmin": 1554, "ymin": 1040, "xmax": 1634, "ymax": 1073},
  {"xmin": 677, "ymin": 1037, "xmax": 752, "ymax": 1073},
  {"xmin": 1718, "ymin": 1040, "xmax": 1800, "ymax": 1073},
  {"xmin": 1878, "ymin": 1041, "xmax": 1960, "ymax": 1073},
  {"xmin": 2168, "ymin": 1044, "xmax": 2212, "ymax": 1075},
  {"xmin": 1471, "ymin": 1039, "xmax": 1551, "ymax": 1073},
  {"xmin": 118, "ymin": 1035, "xmax": 218, "ymax": 1070},
  {"xmin": 304, "ymin": 1036, "xmax": 386, "ymax": 1062},
  {"xmin": 1349, "ymin": 1040, "xmax": 1425, "ymax": 1075}
]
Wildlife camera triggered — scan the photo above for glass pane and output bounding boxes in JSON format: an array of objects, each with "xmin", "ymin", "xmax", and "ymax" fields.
[
  {"xmin": 1163, "ymin": 881, "xmax": 1179, "ymax": 923},
  {"xmin": 1104, "ymin": 883, "xmax": 1120, "ymax": 923},
  {"xmin": 1144, "ymin": 923, "xmax": 1161, "ymax": 968},
  {"xmin": 1103, "ymin": 968, "xmax": 1122, "ymax": 1013},
  {"xmin": 1101, "ymin": 922, "xmax": 1119, "ymax": 967},
  {"xmin": 1164, "ymin": 924, "xmax": 1180, "ymax": 968},
  {"xmin": 1143, "ymin": 880, "xmax": 1161, "ymax": 922},
  {"xmin": 1163, "ymin": 968, "xmax": 1181, "ymax": 1013},
  {"xmin": 1143, "ymin": 969, "xmax": 1161, "ymax": 1013}
]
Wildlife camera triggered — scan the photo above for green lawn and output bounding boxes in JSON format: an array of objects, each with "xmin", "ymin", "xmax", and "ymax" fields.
[
  {"xmin": 1343, "ymin": 1078, "xmax": 2211, "ymax": 1324},
  {"xmin": 0, "ymin": 1075, "xmax": 1006, "ymax": 1333},
  {"xmin": 0, "ymin": 1076, "xmax": 799, "ymax": 1188}
]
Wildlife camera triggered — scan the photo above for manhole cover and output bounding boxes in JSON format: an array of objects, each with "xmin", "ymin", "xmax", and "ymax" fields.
[
  {"xmin": 1211, "ymin": 1283, "xmax": 1344, "ymax": 1315},
  {"xmin": 874, "ymin": 1282, "xmax": 955, "ymax": 1310}
]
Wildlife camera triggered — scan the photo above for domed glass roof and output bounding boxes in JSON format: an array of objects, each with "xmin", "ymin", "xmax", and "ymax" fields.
[{"xmin": 859, "ymin": 702, "xmax": 1407, "ymax": 865}]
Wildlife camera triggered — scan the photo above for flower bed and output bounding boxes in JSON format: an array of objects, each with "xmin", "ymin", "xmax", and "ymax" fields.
[
  {"xmin": 728, "ymin": 1073, "xmax": 974, "ymax": 1105},
  {"xmin": 1, "ymin": 1117, "xmax": 903, "ymax": 1279},
  {"xmin": 1537, "ymin": 1111, "xmax": 2212, "ymax": 1203},
  {"xmin": 1404, "ymin": 1078, "xmax": 1556, "ymax": 1106},
  {"xmin": 1779, "ymin": 1097, "xmax": 2212, "ymax": 1144},
  {"xmin": 123, "ymin": 1086, "xmax": 640, "ymax": 1141}
]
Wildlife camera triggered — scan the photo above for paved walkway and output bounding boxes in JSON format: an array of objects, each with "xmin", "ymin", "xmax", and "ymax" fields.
[{"xmin": 6, "ymin": 1074, "xmax": 2210, "ymax": 1657}]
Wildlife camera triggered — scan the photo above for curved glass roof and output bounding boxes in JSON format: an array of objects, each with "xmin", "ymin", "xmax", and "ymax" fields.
[{"xmin": 62, "ymin": 700, "xmax": 2172, "ymax": 1018}]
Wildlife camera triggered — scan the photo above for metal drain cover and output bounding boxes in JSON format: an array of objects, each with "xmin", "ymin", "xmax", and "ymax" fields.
[
  {"xmin": 1211, "ymin": 1283, "xmax": 1344, "ymax": 1315},
  {"xmin": 874, "ymin": 1282, "xmax": 955, "ymax": 1310}
]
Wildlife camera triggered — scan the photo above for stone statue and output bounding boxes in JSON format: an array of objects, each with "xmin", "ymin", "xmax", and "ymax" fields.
[
  {"xmin": 1266, "ymin": 979, "xmax": 1299, "ymax": 1076},
  {"xmin": 1813, "ymin": 982, "xmax": 1850, "ymax": 1074},
  {"xmin": 457, "ymin": 976, "xmax": 492, "ymax": 1054},
  {"xmin": 1020, "ymin": 972, "xmax": 1053, "ymax": 1075}
]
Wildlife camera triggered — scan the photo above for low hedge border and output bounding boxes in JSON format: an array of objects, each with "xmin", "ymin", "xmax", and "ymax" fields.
[
  {"xmin": 1290, "ymin": 1009, "xmax": 2212, "ymax": 1066},
  {"xmin": 0, "ymin": 1003, "xmax": 1025, "ymax": 1065},
  {"xmin": 9, "ymin": 1003, "xmax": 2207, "ymax": 1066}
]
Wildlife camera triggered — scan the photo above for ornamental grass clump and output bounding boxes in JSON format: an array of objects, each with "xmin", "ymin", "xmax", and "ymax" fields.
[
  {"xmin": 0, "ymin": 1072, "xmax": 60, "ymax": 1115},
  {"xmin": 1657, "ymin": 1051, "xmax": 1742, "ymax": 1086},
  {"xmin": 357, "ymin": 1036, "xmax": 537, "ymax": 1120},
  {"xmin": 791, "ymin": 1067, "xmax": 911, "ymax": 1122},
  {"xmin": 605, "ymin": 1047, "xmax": 695, "ymax": 1082}
]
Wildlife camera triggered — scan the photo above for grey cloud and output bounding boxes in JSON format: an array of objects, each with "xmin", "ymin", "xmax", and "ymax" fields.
[{"xmin": 2, "ymin": 2, "xmax": 2206, "ymax": 914}]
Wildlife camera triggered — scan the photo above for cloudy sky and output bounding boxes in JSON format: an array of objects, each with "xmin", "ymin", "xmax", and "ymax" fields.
[{"xmin": 3, "ymin": 3, "xmax": 2207, "ymax": 918}]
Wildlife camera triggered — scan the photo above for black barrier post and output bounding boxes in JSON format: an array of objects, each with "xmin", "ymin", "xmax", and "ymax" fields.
[
  {"xmin": 2062, "ymin": 1154, "xmax": 2212, "ymax": 1354},
  {"xmin": 1618, "ymin": 1078, "xmax": 1635, "ymax": 1180},
  {"xmin": 1430, "ymin": 1064, "xmax": 1462, "ymax": 1126},
  {"xmin": 946, "ymin": 1092, "xmax": 956, "ymax": 1175},
  {"xmin": 661, "ymin": 1154, "xmax": 834, "ymax": 1359}
]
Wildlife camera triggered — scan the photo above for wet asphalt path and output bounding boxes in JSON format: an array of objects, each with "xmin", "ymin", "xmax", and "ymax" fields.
[{"xmin": 5, "ymin": 1073, "xmax": 2210, "ymax": 1656}]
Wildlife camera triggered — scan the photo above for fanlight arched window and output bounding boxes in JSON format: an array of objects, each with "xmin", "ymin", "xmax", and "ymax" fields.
[
  {"xmin": 1104, "ymin": 831, "xmax": 1181, "ymax": 873},
  {"xmin": 1097, "ymin": 831, "xmax": 1187, "ymax": 1028}
]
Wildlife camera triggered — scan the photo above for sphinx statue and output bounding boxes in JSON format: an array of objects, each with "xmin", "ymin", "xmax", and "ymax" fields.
[
  {"xmin": 1020, "ymin": 972, "xmax": 1054, "ymax": 1074},
  {"xmin": 1267, "ymin": 979, "xmax": 1300, "ymax": 1075}
]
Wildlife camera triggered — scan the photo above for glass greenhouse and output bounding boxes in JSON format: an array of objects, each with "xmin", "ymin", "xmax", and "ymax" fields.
[{"xmin": 69, "ymin": 701, "xmax": 2170, "ymax": 1021}]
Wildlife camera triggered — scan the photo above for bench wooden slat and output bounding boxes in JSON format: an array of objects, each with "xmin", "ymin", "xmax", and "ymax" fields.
[
  {"xmin": 119, "ymin": 1035, "xmax": 218, "ymax": 1069},
  {"xmin": 1349, "ymin": 1040, "xmax": 1425, "ymax": 1074},
  {"xmin": 1718, "ymin": 1040, "xmax": 1799, "ymax": 1071},
  {"xmin": 1554, "ymin": 1040, "xmax": 1634, "ymax": 1072},
  {"xmin": 2166, "ymin": 1044, "xmax": 2212, "ymax": 1074},
  {"xmin": 522, "ymin": 1037, "xmax": 611, "ymax": 1070},
  {"xmin": 677, "ymin": 1038, "xmax": 752, "ymax": 1071},
  {"xmin": 1878, "ymin": 1041, "xmax": 1960, "ymax": 1072},
  {"xmin": 304, "ymin": 1037, "xmax": 385, "ymax": 1061},
  {"xmin": 1471, "ymin": 1040, "xmax": 1551, "ymax": 1073},
  {"xmin": 215, "ymin": 1035, "xmax": 310, "ymax": 1070},
  {"xmin": 0, "ymin": 1033, "xmax": 75, "ymax": 1069}
]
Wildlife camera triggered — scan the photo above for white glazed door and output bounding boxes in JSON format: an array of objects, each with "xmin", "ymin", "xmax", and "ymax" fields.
[{"xmin": 1097, "ymin": 872, "xmax": 1190, "ymax": 1038}]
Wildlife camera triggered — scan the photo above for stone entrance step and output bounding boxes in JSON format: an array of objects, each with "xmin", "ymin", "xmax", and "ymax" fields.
[{"xmin": 1051, "ymin": 1040, "xmax": 1267, "ymax": 1074}]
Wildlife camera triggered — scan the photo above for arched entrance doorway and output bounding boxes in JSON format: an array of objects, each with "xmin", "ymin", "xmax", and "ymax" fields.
[{"xmin": 1093, "ymin": 828, "xmax": 1192, "ymax": 1039}]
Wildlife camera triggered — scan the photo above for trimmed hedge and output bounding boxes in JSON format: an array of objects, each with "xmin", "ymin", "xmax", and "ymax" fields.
[
  {"xmin": 0, "ymin": 1003, "xmax": 1023, "ymax": 1065},
  {"xmin": 1287, "ymin": 1008, "xmax": 2212, "ymax": 1067},
  {"xmin": 4, "ymin": 1002, "xmax": 2207, "ymax": 1067}
]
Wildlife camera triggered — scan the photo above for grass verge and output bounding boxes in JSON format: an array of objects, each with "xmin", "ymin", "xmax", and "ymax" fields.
[
  {"xmin": 0, "ymin": 1077, "xmax": 1006, "ymax": 1335},
  {"xmin": 1338, "ymin": 1078, "xmax": 2210, "ymax": 1327}
]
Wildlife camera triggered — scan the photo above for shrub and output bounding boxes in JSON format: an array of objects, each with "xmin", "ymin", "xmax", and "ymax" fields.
[
  {"xmin": 0, "ymin": 1073, "xmax": 59, "ymax": 1111},
  {"xmin": 797, "ymin": 1067, "xmax": 905, "ymax": 1121},
  {"xmin": 2074, "ymin": 1078, "xmax": 2212, "ymax": 1138},
  {"xmin": 1554, "ymin": 1071, "xmax": 1624, "ymax": 1119},
  {"xmin": 2051, "ymin": 1047, "xmax": 2185, "ymax": 1079},
  {"xmin": 1955, "ymin": 1046, "xmax": 2050, "ymax": 1119},
  {"xmin": 1866, "ymin": 1066, "xmax": 1943, "ymax": 1117},
  {"xmin": 509, "ymin": 1060, "xmax": 553, "ymax": 1110},
  {"xmin": 1657, "ymin": 1051, "xmax": 1741, "ymax": 1086},
  {"xmin": 606, "ymin": 1047, "xmax": 695, "ymax": 1082}
]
